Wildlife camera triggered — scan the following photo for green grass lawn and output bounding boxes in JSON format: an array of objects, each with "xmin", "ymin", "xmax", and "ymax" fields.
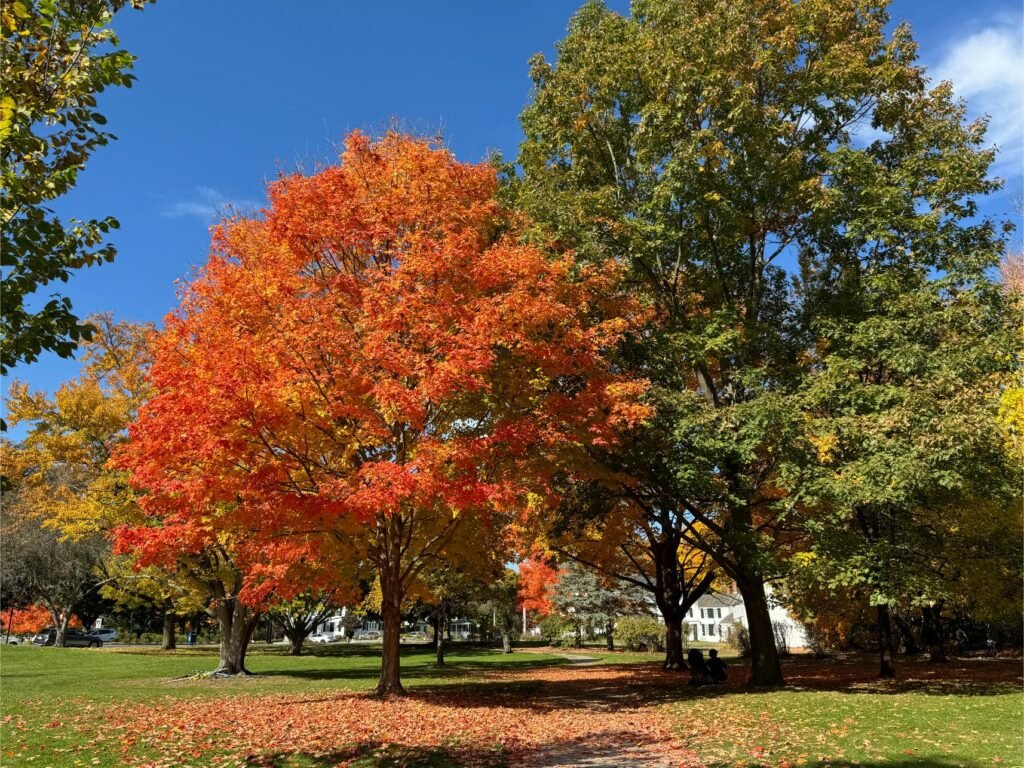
[
  {"xmin": 1, "ymin": 644, "xmax": 1020, "ymax": 768},
  {"xmin": 670, "ymin": 684, "xmax": 1022, "ymax": 767}
]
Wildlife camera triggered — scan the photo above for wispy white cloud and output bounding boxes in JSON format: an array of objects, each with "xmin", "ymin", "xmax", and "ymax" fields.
[
  {"xmin": 932, "ymin": 23, "xmax": 1024, "ymax": 171},
  {"xmin": 161, "ymin": 186, "xmax": 261, "ymax": 220}
]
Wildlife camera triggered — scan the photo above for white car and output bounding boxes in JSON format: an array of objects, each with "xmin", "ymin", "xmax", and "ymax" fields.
[
  {"xmin": 308, "ymin": 632, "xmax": 333, "ymax": 644},
  {"xmin": 88, "ymin": 628, "xmax": 118, "ymax": 643}
]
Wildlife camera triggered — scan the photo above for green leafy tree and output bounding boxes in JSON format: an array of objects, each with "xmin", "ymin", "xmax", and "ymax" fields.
[
  {"xmin": 268, "ymin": 591, "xmax": 343, "ymax": 656},
  {"xmin": 1, "ymin": 0, "xmax": 150, "ymax": 379},
  {"xmin": 794, "ymin": 260, "xmax": 1019, "ymax": 676},
  {"xmin": 514, "ymin": 0, "xmax": 1008, "ymax": 685},
  {"xmin": 475, "ymin": 570, "xmax": 520, "ymax": 654}
]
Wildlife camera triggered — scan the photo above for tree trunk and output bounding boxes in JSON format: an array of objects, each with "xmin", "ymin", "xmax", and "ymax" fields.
[
  {"xmin": 877, "ymin": 603, "xmax": 896, "ymax": 678},
  {"xmin": 375, "ymin": 546, "xmax": 406, "ymax": 697},
  {"xmin": 435, "ymin": 627, "xmax": 446, "ymax": 665},
  {"xmin": 662, "ymin": 612, "xmax": 687, "ymax": 671},
  {"xmin": 922, "ymin": 602, "xmax": 947, "ymax": 663},
  {"xmin": 893, "ymin": 611, "xmax": 921, "ymax": 655},
  {"xmin": 213, "ymin": 599, "xmax": 256, "ymax": 676},
  {"xmin": 501, "ymin": 630, "xmax": 512, "ymax": 654},
  {"xmin": 376, "ymin": 594, "xmax": 405, "ymax": 697},
  {"xmin": 287, "ymin": 631, "xmax": 304, "ymax": 656},
  {"xmin": 737, "ymin": 577, "xmax": 785, "ymax": 686},
  {"xmin": 5, "ymin": 604, "xmax": 14, "ymax": 644},
  {"xmin": 161, "ymin": 611, "xmax": 176, "ymax": 651},
  {"xmin": 573, "ymin": 623, "xmax": 582, "ymax": 649},
  {"xmin": 50, "ymin": 608, "xmax": 70, "ymax": 648},
  {"xmin": 435, "ymin": 612, "xmax": 446, "ymax": 666},
  {"xmin": 605, "ymin": 618, "xmax": 614, "ymax": 651}
]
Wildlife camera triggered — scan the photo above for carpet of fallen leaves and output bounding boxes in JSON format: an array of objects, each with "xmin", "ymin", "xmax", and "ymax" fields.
[
  {"xmin": 7, "ymin": 664, "xmax": 699, "ymax": 768},
  {"xmin": 4, "ymin": 656, "xmax": 1020, "ymax": 768}
]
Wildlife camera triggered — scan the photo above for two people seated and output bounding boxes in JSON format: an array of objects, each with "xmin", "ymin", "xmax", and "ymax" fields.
[{"xmin": 688, "ymin": 648, "xmax": 727, "ymax": 685}]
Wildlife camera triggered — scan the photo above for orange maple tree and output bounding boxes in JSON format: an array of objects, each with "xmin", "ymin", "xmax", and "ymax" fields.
[
  {"xmin": 117, "ymin": 132, "xmax": 647, "ymax": 694},
  {"xmin": 517, "ymin": 557, "xmax": 557, "ymax": 617},
  {"xmin": 3, "ymin": 604, "xmax": 74, "ymax": 636}
]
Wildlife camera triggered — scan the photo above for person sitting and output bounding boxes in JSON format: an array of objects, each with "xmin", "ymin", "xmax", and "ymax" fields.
[
  {"xmin": 688, "ymin": 648, "xmax": 708, "ymax": 685},
  {"xmin": 707, "ymin": 648, "xmax": 727, "ymax": 684}
]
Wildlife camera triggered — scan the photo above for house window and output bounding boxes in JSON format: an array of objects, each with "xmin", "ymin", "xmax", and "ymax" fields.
[
  {"xmin": 706, "ymin": 623, "xmax": 715, "ymax": 636},
  {"xmin": 716, "ymin": 608, "xmax": 722, "ymax": 619},
  {"xmin": 700, "ymin": 624, "xmax": 706, "ymax": 636}
]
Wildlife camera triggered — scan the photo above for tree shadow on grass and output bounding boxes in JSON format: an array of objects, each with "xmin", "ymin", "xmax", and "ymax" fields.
[
  {"xmin": 238, "ymin": 738, "xmax": 981, "ymax": 768},
  {"xmin": 255, "ymin": 652, "xmax": 569, "ymax": 683},
  {"xmin": 401, "ymin": 657, "xmax": 1022, "ymax": 714},
  {"xmin": 243, "ymin": 742, "xmax": 506, "ymax": 768}
]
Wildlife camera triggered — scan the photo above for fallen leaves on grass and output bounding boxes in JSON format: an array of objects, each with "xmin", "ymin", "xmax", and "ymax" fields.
[{"xmin": 17, "ymin": 665, "xmax": 698, "ymax": 768}]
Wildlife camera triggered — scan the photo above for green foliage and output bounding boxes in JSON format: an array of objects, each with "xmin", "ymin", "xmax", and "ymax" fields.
[
  {"xmin": 538, "ymin": 615, "xmax": 573, "ymax": 647},
  {"xmin": 514, "ymin": 0, "xmax": 1018, "ymax": 681},
  {"xmin": 728, "ymin": 625, "xmax": 751, "ymax": 658},
  {"xmin": 612, "ymin": 615, "xmax": 664, "ymax": 653},
  {"xmin": 474, "ymin": 570, "xmax": 521, "ymax": 649},
  {"xmin": 0, "ymin": 0, "xmax": 151, "ymax": 378}
]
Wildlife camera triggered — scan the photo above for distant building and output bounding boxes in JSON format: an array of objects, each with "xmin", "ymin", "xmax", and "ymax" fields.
[
  {"xmin": 684, "ymin": 593, "xmax": 742, "ymax": 642},
  {"xmin": 683, "ymin": 587, "xmax": 809, "ymax": 650}
]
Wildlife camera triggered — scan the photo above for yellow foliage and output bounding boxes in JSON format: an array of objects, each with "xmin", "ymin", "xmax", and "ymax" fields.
[{"xmin": 808, "ymin": 432, "xmax": 838, "ymax": 464}]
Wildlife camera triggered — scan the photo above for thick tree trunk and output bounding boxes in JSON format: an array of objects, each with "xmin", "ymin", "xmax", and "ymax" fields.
[
  {"xmin": 376, "ymin": 596, "xmax": 405, "ymax": 697},
  {"xmin": 662, "ymin": 612, "xmax": 687, "ymax": 671},
  {"xmin": 162, "ymin": 612, "xmax": 177, "ymax": 651},
  {"xmin": 501, "ymin": 630, "xmax": 513, "ymax": 654},
  {"xmin": 877, "ymin": 604, "xmax": 897, "ymax": 678},
  {"xmin": 286, "ymin": 631, "xmax": 304, "ymax": 656},
  {"xmin": 605, "ymin": 618, "xmax": 615, "ymax": 651},
  {"xmin": 922, "ymin": 602, "xmax": 947, "ymax": 663},
  {"xmin": 213, "ymin": 599, "xmax": 257, "ymax": 676},
  {"xmin": 737, "ymin": 577, "xmax": 785, "ymax": 686}
]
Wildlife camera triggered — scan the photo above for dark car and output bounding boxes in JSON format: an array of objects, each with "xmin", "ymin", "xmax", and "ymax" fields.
[{"xmin": 31, "ymin": 628, "xmax": 102, "ymax": 648}]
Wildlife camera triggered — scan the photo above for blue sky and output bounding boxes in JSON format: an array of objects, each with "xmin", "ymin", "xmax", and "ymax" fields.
[{"xmin": 6, "ymin": 0, "xmax": 1023, "ymax": 420}]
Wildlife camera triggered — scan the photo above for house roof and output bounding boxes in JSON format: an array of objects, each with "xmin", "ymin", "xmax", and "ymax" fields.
[{"xmin": 695, "ymin": 593, "xmax": 743, "ymax": 609}]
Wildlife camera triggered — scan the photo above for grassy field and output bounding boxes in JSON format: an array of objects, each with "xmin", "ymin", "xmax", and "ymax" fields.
[{"xmin": 1, "ymin": 643, "xmax": 1020, "ymax": 768}]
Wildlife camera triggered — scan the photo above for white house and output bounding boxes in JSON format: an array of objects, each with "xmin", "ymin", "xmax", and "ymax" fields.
[
  {"xmin": 683, "ymin": 586, "xmax": 809, "ymax": 650},
  {"xmin": 685, "ymin": 593, "xmax": 742, "ymax": 642}
]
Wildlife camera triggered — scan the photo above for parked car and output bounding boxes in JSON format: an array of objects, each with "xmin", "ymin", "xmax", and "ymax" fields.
[
  {"xmin": 32, "ymin": 628, "xmax": 102, "ymax": 648},
  {"xmin": 353, "ymin": 629, "xmax": 381, "ymax": 641},
  {"xmin": 6, "ymin": 636, "xmax": 22, "ymax": 645},
  {"xmin": 88, "ymin": 628, "xmax": 118, "ymax": 643},
  {"xmin": 308, "ymin": 632, "xmax": 334, "ymax": 644}
]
